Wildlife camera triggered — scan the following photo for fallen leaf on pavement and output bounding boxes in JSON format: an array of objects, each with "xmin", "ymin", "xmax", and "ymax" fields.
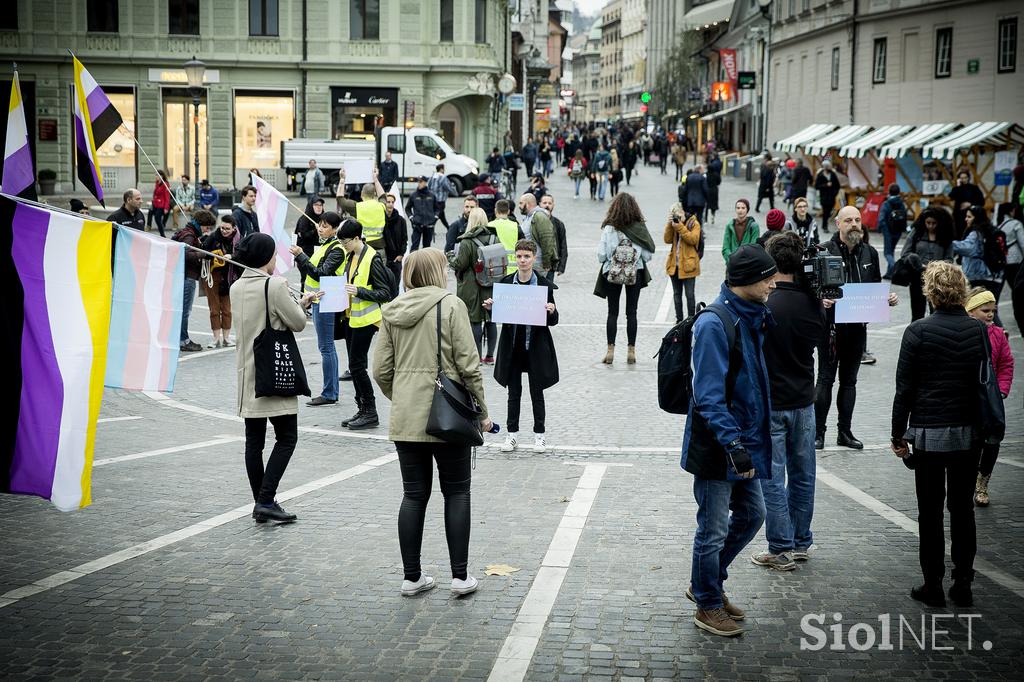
[{"xmin": 485, "ymin": 564, "xmax": 522, "ymax": 576}]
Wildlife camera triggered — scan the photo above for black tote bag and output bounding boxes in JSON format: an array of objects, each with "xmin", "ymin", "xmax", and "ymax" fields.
[
  {"xmin": 425, "ymin": 300, "xmax": 484, "ymax": 446},
  {"xmin": 976, "ymin": 324, "xmax": 1005, "ymax": 444},
  {"xmin": 253, "ymin": 278, "xmax": 311, "ymax": 398}
]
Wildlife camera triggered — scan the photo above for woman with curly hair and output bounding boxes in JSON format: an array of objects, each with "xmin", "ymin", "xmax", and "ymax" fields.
[
  {"xmin": 594, "ymin": 193, "xmax": 656, "ymax": 364},
  {"xmin": 899, "ymin": 207, "xmax": 955, "ymax": 320}
]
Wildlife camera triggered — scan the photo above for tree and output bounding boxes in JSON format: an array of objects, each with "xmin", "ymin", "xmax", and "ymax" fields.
[{"xmin": 653, "ymin": 29, "xmax": 704, "ymax": 117}]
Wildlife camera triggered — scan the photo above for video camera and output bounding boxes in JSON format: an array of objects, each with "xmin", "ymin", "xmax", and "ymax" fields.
[{"xmin": 800, "ymin": 245, "xmax": 845, "ymax": 299}]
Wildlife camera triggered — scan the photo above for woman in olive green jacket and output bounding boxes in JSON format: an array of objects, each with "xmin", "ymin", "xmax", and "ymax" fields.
[
  {"xmin": 372, "ymin": 248, "xmax": 491, "ymax": 599},
  {"xmin": 448, "ymin": 207, "xmax": 499, "ymax": 361},
  {"xmin": 722, "ymin": 198, "xmax": 760, "ymax": 263}
]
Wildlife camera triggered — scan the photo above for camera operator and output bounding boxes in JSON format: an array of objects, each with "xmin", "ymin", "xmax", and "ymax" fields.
[
  {"xmin": 815, "ymin": 206, "xmax": 899, "ymax": 450},
  {"xmin": 750, "ymin": 232, "xmax": 826, "ymax": 571}
]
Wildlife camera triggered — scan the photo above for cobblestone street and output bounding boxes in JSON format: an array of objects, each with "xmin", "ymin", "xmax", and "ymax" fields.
[{"xmin": 2, "ymin": 163, "xmax": 1023, "ymax": 681}]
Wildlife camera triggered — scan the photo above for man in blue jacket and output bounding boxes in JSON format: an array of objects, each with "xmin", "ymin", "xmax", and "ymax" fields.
[{"xmin": 682, "ymin": 244, "xmax": 777, "ymax": 637}]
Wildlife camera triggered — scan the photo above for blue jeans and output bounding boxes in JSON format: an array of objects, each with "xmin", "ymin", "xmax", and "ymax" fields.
[
  {"xmin": 573, "ymin": 177, "xmax": 583, "ymax": 196},
  {"xmin": 180, "ymin": 278, "xmax": 197, "ymax": 344},
  {"xmin": 882, "ymin": 226, "xmax": 901, "ymax": 273},
  {"xmin": 544, "ymin": 159, "xmax": 554, "ymax": 177},
  {"xmin": 598, "ymin": 173, "xmax": 608, "ymax": 199},
  {"xmin": 760, "ymin": 406, "xmax": 816, "ymax": 554},
  {"xmin": 312, "ymin": 304, "xmax": 339, "ymax": 400},
  {"xmin": 690, "ymin": 477, "xmax": 765, "ymax": 609}
]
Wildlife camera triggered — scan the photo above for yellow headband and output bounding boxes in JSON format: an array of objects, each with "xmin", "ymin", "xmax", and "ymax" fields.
[{"xmin": 966, "ymin": 290, "xmax": 996, "ymax": 311}]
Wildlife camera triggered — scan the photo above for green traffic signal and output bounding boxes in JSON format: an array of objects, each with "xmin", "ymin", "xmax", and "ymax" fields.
[{"xmin": 640, "ymin": 91, "xmax": 652, "ymax": 104}]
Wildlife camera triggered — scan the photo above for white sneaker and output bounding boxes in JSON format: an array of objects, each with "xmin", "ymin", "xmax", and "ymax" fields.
[
  {"xmin": 451, "ymin": 575, "xmax": 479, "ymax": 596},
  {"xmin": 501, "ymin": 433, "xmax": 518, "ymax": 452},
  {"xmin": 534, "ymin": 434, "xmax": 546, "ymax": 452},
  {"xmin": 401, "ymin": 574, "xmax": 436, "ymax": 596}
]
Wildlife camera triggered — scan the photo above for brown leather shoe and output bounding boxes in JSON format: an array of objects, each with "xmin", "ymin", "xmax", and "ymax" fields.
[
  {"xmin": 694, "ymin": 607, "xmax": 744, "ymax": 636},
  {"xmin": 686, "ymin": 587, "xmax": 744, "ymax": 621}
]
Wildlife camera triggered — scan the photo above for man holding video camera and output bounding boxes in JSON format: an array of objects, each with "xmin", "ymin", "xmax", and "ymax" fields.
[{"xmin": 815, "ymin": 206, "xmax": 899, "ymax": 450}]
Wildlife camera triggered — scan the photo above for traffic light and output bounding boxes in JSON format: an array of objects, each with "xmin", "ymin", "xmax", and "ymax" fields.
[
  {"xmin": 640, "ymin": 91, "xmax": 652, "ymax": 104},
  {"xmin": 640, "ymin": 104, "xmax": 648, "ymax": 113}
]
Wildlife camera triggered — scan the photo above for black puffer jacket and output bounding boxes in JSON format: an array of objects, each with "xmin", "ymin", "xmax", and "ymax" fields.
[{"xmin": 891, "ymin": 307, "xmax": 987, "ymax": 438}]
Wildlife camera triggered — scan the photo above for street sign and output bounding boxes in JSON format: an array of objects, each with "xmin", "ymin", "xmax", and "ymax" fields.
[
  {"xmin": 403, "ymin": 100, "xmax": 416, "ymax": 127},
  {"xmin": 967, "ymin": 59, "xmax": 979, "ymax": 74},
  {"xmin": 536, "ymin": 82, "xmax": 556, "ymax": 98},
  {"xmin": 688, "ymin": 88, "xmax": 702, "ymax": 101},
  {"xmin": 559, "ymin": 89, "xmax": 575, "ymax": 98},
  {"xmin": 508, "ymin": 93, "xmax": 525, "ymax": 111},
  {"xmin": 737, "ymin": 71, "xmax": 756, "ymax": 89}
]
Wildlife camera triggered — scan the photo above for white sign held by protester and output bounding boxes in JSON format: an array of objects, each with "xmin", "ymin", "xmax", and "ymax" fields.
[
  {"xmin": 491, "ymin": 283, "xmax": 548, "ymax": 326},
  {"xmin": 835, "ymin": 283, "xmax": 891, "ymax": 324},
  {"xmin": 343, "ymin": 159, "xmax": 374, "ymax": 185},
  {"xmin": 317, "ymin": 276, "xmax": 349, "ymax": 313}
]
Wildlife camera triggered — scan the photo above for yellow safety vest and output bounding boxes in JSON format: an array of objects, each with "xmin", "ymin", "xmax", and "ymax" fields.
[
  {"xmin": 304, "ymin": 238, "xmax": 341, "ymax": 291},
  {"xmin": 345, "ymin": 244, "xmax": 383, "ymax": 328},
  {"xmin": 355, "ymin": 201, "xmax": 386, "ymax": 244},
  {"xmin": 489, "ymin": 217, "xmax": 519, "ymax": 273}
]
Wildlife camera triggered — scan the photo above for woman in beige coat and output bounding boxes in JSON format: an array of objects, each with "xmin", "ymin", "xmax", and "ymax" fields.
[
  {"xmin": 664, "ymin": 202, "xmax": 702, "ymax": 322},
  {"xmin": 373, "ymin": 248, "xmax": 491, "ymax": 598},
  {"xmin": 230, "ymin": 233, "xmax": 317, "ymax": 524}
]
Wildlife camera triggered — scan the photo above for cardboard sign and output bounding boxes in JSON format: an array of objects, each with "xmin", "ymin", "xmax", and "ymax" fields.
[
  {"xmin": 491, "ymin": 282, "xmax": 548, "ymax": 326},
  {"xmin": 317, "ymin": 275, "xmax": 349, "ymax": 313},
  {"xmin": 835, "ymin": 283, "xmax": 891, "ymax": 324}
]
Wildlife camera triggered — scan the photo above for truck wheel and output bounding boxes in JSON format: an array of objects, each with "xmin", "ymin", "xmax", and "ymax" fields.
[{"xmin": 448, "ymin": 176, "xmax": 464, "ymax": 196}]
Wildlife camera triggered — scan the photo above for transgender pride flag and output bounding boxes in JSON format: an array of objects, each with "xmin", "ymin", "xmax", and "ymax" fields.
[
  {"xmin": 105, "ymin": 227, "xmax": 185, "ymax": 392},
  {"xmin": 0, "ymin": 195, "xmax": 112, "ymax": 511},
  {"xmin": 251, "ymin": 174, "xmax": 294, "ymax": 274}
]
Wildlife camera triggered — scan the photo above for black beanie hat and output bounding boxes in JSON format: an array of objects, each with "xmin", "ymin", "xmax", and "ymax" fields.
[
  {"xmin": 727, "ymin": 244, "xmax": 778, "ymax": 286},
  {"xmin": 234, "ymin": 232, "xmax": 277, "ymax": 268}
]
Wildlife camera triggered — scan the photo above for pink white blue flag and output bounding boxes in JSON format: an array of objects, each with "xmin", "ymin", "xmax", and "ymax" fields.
[
  {"xmin": 2, "ymin": 69, "xmax": 35, "ymax": 200},
  {"xmin": 251, "ymin": 174, "xmax": 294, "ymax": 274},
  {"xmin": 105, "ymin": 227, "xmax": 185, "ymax": 392}
]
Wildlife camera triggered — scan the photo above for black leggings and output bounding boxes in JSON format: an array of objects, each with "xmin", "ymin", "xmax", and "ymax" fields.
[
  {"xmin": 814, "ymin": 323, "xmax": 866, "ymax": 435},
  {"xmin": 671, "ymin": 277, "xmax": 696, "ymax": 322},
  {"xmin": 979, "ymin": 442, "xmax": 1000, "ymax": 477},
  {"xmin": 914, "ymin": 448, "xmax": 980, "ymax": 585},
  {"xmin": 605, "ymin": 279, "xmax": 643, "ymax": 345},
  {"xmin": 396, "ymin": 441, "xmax": 472, "ymax": 581},
  {"xmin": 244, "ymin": 414, "xmax": 298, "ymax": 504},
  {"xmin": 472, "ymin": 321, "xmax": 497, "ymax": 358}
]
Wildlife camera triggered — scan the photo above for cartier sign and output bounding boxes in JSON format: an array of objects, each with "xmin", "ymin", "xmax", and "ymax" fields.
[{"xmin": 331, "ymin": 87, "xmax": 398, "ymax": 107}]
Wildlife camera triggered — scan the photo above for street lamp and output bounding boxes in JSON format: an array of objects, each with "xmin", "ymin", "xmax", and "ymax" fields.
[
  {"xmin": 183, "ymin": 56, "xmax": 206, "ymax": 190},
  {"xmin": 756, "ymin": 0, "xmax": 773, "ymax": 152}
]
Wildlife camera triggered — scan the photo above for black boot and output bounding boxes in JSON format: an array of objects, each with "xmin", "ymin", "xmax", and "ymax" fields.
[
  {"xmin": 949, "ymin": 569, "xmax": 975, "ymax": 607},
  {"xmin": 342, "ymin": 398, "xmax": 363, "ymax": 428},
  {"xmin": 253, "ymin": 502, "xmax": 297, "ymax": 523},
  {"xmin": 836, "ymin": 429, "xmax": 864, "ymax": 449},
  {"xmin": 911, "ymin": 583, "xmax": 946, "ymax": 608},
  {"xmin": 347, "ymin": 397, "xmax": 379, "ymax": 430},
  {"xmin": 815, "ymin": 433, "xmax": 825, "ymax": 450}
]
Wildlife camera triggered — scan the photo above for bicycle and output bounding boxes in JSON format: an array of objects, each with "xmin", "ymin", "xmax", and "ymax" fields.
[{"xmin": 497, "ymin": 169, "xmax": 515, "ymax": 198}]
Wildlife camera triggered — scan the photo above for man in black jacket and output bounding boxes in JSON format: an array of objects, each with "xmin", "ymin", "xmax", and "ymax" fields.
[
  {"xmin": 382, "ymin": 193, "xmax": 407, "ymax": 297},
  {"xmin": 790, "ymin": 159, "xmax": 813, "ymax": 200},
  {"xmin": 815, "ymin": 206, "xmax": 899, "ymax": 449},
  {"xmin": 755, "ymin": 154, "xmax": 776, "ymax": 212},
  {"xmin": 232, "ymin": 185, "xmax": 260, "ymax": 237},
  {"xmin": 404, "ymin": 176, "xmax": 438, "ymax": 252},
  {"xmin": 379, "ymin": 150, "xmax": 400, "ymax": 192},
  {"xmin": 540, "ymin": 194, "xmax": 567, "ymax": 278},
  {"xmin": 751, "ymin": 232, "xmax": 825, "ymax": 572},
  {"xmin": 814, "ymin": 161, "xmax": 840, "ymax": 233},
  {"xmin": 106, "ymin": 188, "xmax": 146, "ymax": 231}
]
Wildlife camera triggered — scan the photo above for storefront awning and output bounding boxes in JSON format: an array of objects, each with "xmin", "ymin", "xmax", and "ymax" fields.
[
  {"xmin": 922, "ymin": 121, "xmax": 1017, "ymax": 159},
  {"xmin": 700, "ymin": 103, "xmax": 750, "ymax": 122},
  {"xmin": 776, "ymin": 124, "xmax": 836, "ymax": 153},
  {"xmin": 682, "ymin": 0, "xmax": 733, "ymax": 27},
  {"xmin": 878, "ymin": 123, "xmax": 959, "ymax": 158},
  {"xmin": 838, "ymin": 124, "xmax": 915, "ymax": 158},
  {"xmin": 804, "ymin": 125, "xmax": 873, "ymax": 155}
]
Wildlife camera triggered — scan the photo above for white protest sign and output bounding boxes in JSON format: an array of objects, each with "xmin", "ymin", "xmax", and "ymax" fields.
[
  {"xmin": 317, "ymin": 275, "xmax": 349, "ymax": 313},
  {"xmin": 491, "ymin": 282, "xmax": 548, "ymax": 326},
  {"xmin": 835, "ymin": 283, "xmax": 891, "ymax": 324},
  {"xmin": 343, "ymin": 159, "xmax": 374, "ymax": 185}
]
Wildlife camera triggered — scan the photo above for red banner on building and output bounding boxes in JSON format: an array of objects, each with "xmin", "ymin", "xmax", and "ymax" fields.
[{"xmin": 719, "ymin": 49, "xmax": 738, "ymax": 83}]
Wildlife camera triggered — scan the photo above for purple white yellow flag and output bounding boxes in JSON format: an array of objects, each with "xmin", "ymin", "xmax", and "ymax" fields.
[
  {"xmin": 72, "ymin": 55, "xmax": 123, "ymax": 205},
  {"xmin": 251, "ymin": 174, "xmax": 294, "ymax": 274},
  {"xmin": 1, "ymin": 70, "xmax": 35, "ymax": 200}
]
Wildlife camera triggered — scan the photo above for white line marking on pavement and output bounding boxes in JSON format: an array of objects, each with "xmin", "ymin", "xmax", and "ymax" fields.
[
  {"xmin": 817, "ymin": 465, "xmax": 1024, "ymax": 600},
  {"xmin": 998, "ymin": 457, "xmax": 1024, "ymax": 469},
  {"xmin": 654, "ymin": 280, "xmax": 673, "ymax": 324},
  {"xmin": 563, "ymin": 462, "xmax": 634, "ymax": 467},
  {"xmin": 0, "ymin": 453, "xmax": 398, "ymax": 611},
  {"xmin": 93, "ymin": 435, "xmax": 244, "ymax": 467},
  {"xmin": 97, "ymin": 416, "xmax": 142, "ymax": 424},
  {"xmin": 488, "ymin": 464, "xmax": 610, "ymax": 682}
]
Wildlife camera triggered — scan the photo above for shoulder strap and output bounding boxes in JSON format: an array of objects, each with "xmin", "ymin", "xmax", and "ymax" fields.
[
  {"xmin": 434, "ymin": 294, "xmax": 452, "ymax": 374},
  {"xmin": 705, "ymin": 303, "xmax": 741, "ymax": 401},
  {"xmin": 263, "ymin": 277, "xmax": 272, "ymax": 330}
]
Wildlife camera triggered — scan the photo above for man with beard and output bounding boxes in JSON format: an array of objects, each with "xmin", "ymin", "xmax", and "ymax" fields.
[{"xmin": 814, "ymin": 206, "xmax": 900, "ymax": 450}]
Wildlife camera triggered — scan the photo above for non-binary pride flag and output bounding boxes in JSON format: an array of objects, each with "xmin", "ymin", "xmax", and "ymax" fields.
[
  {"xmin": 251, "ymin": 173, "xmax": 294, "ymax": 274},
  {"xmin": 72, "ymin": 55, "xmax": 123, "ymax": 205},
  {"xmin": 1, "ymin": 70, "xmax": 36, "ymax": 200},
  {"xmin": 105, "ymin": 227, "xmax": 185, "ymax": 392},
  {"xmin": 0, "ymin": 195, "xmax": 112, "ymax": 511}
]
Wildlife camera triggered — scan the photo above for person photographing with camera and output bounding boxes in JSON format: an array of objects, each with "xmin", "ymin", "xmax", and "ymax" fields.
[{"xmin": 681, "ymin": 245, "xmax": 777, "ymax": 637}]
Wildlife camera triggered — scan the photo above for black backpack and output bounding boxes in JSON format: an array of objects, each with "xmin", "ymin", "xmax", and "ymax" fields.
[
  {"xmin": 656, "ymin": 303, "xmax": 738, "ymax": 414},
  {"xmin": 981, "ymin": 227, "xmax": 1008, "ymax": 274},
  {"xmin": 888, "ymin": 198, "xmax": 907, "ymax": 229}
]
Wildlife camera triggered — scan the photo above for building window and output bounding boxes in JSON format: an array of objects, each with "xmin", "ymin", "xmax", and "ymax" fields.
[
  {"xmin": 351, "ymin": 0, "xmax": 380, "ymax": 40},
  {"xmin": 788, "ymin": 0, "xmax": 795, "ymax": 18},
  {"xmin": 169, "ymin": 0, "xmax": 200, "ymax": 35},
  {"xmin": 249, "ymin": 0, "xmax": 279, "ymax": 36},
  {"xmin": 872, "ymin": 38, "xmax": 887, "ymax": 83},
  {"xmin": 96, "ymin": 89, "xmax": 136, "ymax": 174},
  {"xmin": 0, "ymin": 4, "xmax": 17, "ymax": 30},
  {"xmin": 830, "ymin": 47, "xmax": 840, "ymax": 90},
  {"xmin": 935, "ymin": 27, "xmax": 952, "ymax": 78},
  {"xmin": 87, "ymin": 0, "xmax": 118, "ymax": 32},
  {"xmin": 802, "ymin": 0, "xmax": 809, "ymax": 11},
  {"xmin": 234, "ymin": 93, "xmax": 293, "ymax": 171},
  {"xmin": 999, "ymin": 18, "xmax": 1017, "ymax": 73},
  {"xmin": 475, "ymin": 0, "xmax": 487, "ymax": 44},
  {"xmin": 440, "ymin": 0, "xmax": 454, "ymax": 42}
]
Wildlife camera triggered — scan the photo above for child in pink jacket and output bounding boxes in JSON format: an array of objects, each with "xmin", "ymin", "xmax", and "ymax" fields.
[{"xmin": 967, "ymin": 287, "xmax": 1014, "ymax": 506}]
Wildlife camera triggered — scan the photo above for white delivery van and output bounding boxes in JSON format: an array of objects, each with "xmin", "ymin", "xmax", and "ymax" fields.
[{"xmin": 282, "ymin": 127, "xmax": 479, "ymax": 196}]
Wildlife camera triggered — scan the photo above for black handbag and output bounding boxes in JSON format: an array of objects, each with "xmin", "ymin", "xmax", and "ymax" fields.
[
  {"xmin": 890, "ymin": 252, "xmax": 923, "ymax": 287},
  {"xmin": 976, "ymin": 324, "xmax": 1006, "ymax": 444},
  {"xmin": 425, "ymin": 300, "xmax": 484, "ymax": 446},
  {"xmin": 253, "ymin": 278, "xmax": 311, "ymax": 398}
]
